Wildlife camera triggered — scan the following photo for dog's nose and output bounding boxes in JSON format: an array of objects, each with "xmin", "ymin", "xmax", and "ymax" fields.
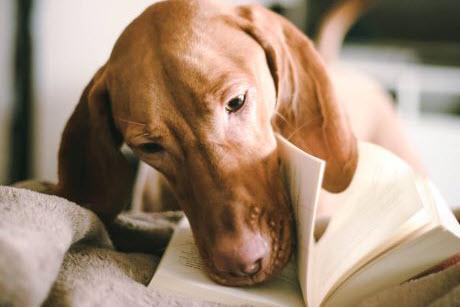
[{"xmin": 211, "ymin": 233, "xmax": 268, "ymax": 277}]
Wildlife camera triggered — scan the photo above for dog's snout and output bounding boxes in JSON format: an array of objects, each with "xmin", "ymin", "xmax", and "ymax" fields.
[{"xmin": 211, "ymin": 232, "xmax": 268, "ymax": 277}]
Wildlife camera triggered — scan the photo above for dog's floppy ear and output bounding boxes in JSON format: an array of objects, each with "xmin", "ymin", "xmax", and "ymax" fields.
[
  {"xmin": 234, "ymin": 4, "xmax": 358, "ymax": 192},
  {"xmin": 57, "ymin": 66, "xmax": 134, "ymax": 221}
]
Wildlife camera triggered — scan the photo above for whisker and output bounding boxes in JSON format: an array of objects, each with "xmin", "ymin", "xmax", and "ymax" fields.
[
  {"xmin": 116, "ymin": 117, "xmax": 146, "ymax": 126},
  {"xmin": 286, "ymin": 115, "xmax": 322, "ymax": 141},
  {"xmin": 273, "ymin": 110, "xmax": 290, "ymax": 127}
]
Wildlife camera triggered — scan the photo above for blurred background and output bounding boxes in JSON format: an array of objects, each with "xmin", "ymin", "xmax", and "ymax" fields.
[{"xmin": 0, "ymin": 0, "xmax": 459, "ymax": 206}]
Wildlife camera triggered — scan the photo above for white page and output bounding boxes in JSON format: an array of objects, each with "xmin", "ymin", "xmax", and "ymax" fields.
[
  {"xmin": 311, "ymin": 142, "xmax": 427, "ymax": 306},
  {"xmin": 149, "ymin": 217, "xmax": 304, "ymax": 306},
  {"xmin": 276, "ymin": 134, "xmax": 326, "ymax": 305}
]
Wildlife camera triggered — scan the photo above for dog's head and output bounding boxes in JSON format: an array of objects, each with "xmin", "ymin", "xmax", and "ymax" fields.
[{"xmin": 57, "ymin": 0, "xmax": 357, "ymax": 286}]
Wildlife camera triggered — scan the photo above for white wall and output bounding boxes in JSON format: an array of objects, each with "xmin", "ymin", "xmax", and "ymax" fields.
[
  {"xmin": 33, "ymin": 0, "xmax": 156, "ymax": 181},
  {"xmin": 0, "ymin": 1, "xmax": 14, "ymax": 184},
  {"xmin": 407, "ymin": 116, "xmax": 460, "ymax": 207}
]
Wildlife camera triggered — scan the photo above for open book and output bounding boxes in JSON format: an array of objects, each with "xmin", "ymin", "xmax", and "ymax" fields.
[{"xmin": 148, "ymin": 135, "xmax": 460, "ymax": 306}]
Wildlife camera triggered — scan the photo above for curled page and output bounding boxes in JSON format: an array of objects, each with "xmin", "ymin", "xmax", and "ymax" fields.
[{"xmin": 276, "ymin": 134, "xmax": 326, "ymax": 305}]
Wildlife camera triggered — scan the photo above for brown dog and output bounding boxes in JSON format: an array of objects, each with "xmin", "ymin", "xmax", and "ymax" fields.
[{"xmin": 56, "ymin": 0, "xmax": 422, "ymax": 286}]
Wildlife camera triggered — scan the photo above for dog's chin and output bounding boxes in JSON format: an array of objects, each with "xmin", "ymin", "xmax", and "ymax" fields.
[{"xmin": 204, "ymin": 222, "xmax": 294, "ymax": 287}]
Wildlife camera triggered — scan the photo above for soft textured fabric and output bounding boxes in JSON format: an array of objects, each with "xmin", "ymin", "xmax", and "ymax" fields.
[
  {"xmin": 0, "ymin": 185, "xmax": 228, "ymax": 307},
  {"xmin": 0, "ymin": 185, "xmax": 112, "ymax": 306},
  {"xmin": 358, "ymin": 262, "xmax": 460, "ymax": 307}
]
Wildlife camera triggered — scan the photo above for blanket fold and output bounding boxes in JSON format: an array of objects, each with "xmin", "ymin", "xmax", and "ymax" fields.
[
  {"xmin": 0, "ymin": 186, "xmax": 112, "ymax": 307},
  {"xmin": 0, "ymin": 185, "xmax": 225, "ymax": 307}
]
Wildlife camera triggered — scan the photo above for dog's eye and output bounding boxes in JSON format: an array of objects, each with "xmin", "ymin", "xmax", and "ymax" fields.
[
  {"xmin": 139, "ymin": 142, "xmax": 164, "ymax": 154},
  {"xmin": 225, "ymin": 93, "xmax": 246, "ymax": 113}
]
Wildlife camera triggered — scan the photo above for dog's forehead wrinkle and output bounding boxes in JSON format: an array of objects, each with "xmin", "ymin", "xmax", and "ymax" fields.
[
  {"xmin": 159, "ymin": 61, "xmax": 203, "ymax": 156},
  {"xmin": 158, "ymin": 37, "xmax": 242, "ymax": 90}
]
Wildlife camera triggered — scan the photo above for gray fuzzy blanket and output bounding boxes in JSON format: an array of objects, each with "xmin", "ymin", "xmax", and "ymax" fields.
[
  {"xmin": 0, "ymin": 185, "xmax": 226, "ymax": 307},
  {"xmin": 1, "ymin": 184, "xmax": 460, "ymax": 307}
]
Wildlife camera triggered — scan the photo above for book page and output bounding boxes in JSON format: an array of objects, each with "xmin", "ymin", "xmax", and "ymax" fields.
[
  {"xmin": 149, "ymin": 217, "xmax": 304, "ymax": 306},
  {"xmin": 276, "ymin": 134, "xmax": 325, "ymax": 305},
  {"xmin": 326, "ymin": 222, "xmax": 460, "ymax": 306},
  {"xmin": 311, "ymin": 142, "xmax": 428, "ymax": 306},
  {"xmin": 426, "ymin": 179, "xmax": 460, "ymax": 236}
]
